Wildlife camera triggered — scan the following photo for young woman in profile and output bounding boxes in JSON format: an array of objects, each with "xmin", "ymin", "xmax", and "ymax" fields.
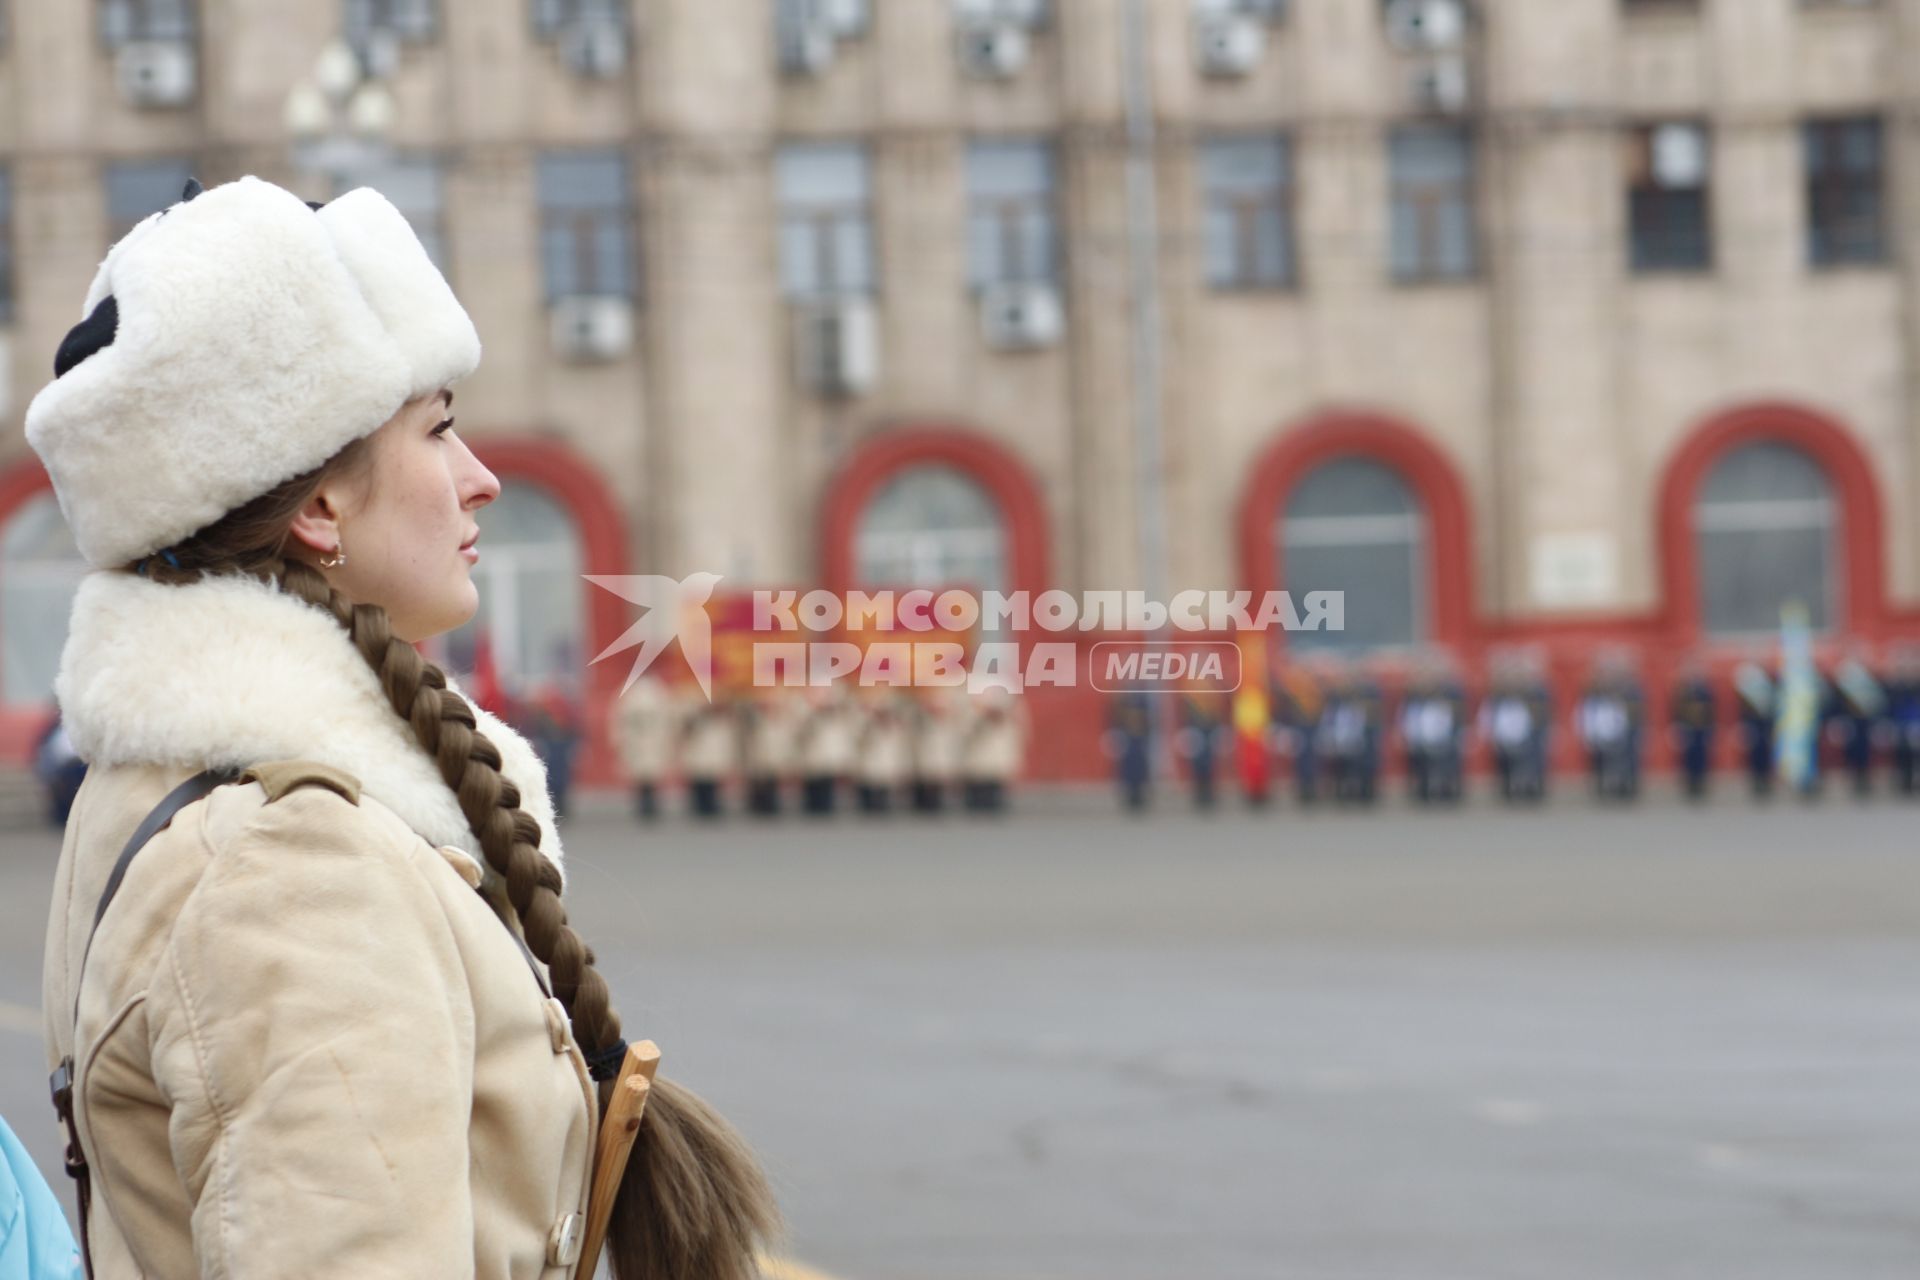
[{"xmin": 31, "ymin": 176, "xmax": 776, "ymax": 1279}]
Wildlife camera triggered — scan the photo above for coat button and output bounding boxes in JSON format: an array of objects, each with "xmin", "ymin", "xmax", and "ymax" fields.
[
  {"xmin": 548, "ymin": 1212, "xmax": 584, "ymax": 1267},
  {"xmin": 544, "ymin": 998, "xmax": 572, "ymax": 1055}
]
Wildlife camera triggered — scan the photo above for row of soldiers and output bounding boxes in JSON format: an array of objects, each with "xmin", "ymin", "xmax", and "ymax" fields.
[
  {"xmin": 1109, "ymin": 650, "xmax": 1920, "ymax": 809},
  {"xmin": 609, "ymin": 678, "xmax": 1028, "ymax": 818}
]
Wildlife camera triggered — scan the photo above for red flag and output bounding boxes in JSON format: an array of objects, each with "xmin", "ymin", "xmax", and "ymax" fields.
[{"xmin": 472, "ymin": 627, "xmax": 507, "ymax": 718}]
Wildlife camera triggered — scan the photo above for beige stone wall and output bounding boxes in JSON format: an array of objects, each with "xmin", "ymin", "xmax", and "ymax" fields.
[{"xmin": 1, "ymin": 0, "xmax": 1917, "ymax": 626}]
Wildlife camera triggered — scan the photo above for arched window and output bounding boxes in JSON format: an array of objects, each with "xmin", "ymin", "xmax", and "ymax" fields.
[
  {"xmin": 1280, "ymin": 458, "xmax": 1424, "ymax": 652},
  {"xmin": 434, "ymin": 482, "xmax": 585, "ymax": 697},
  {"xmin": 853, "ymin": 464, "xmax": 1008, "ymax": 598},
  {"xmin": 1, "ymin": 492, "xmax": 87, "ymax": 706},
  {"xmin": 1694, "ymin": 441, "xmax": 1837, "ymax": 636}
]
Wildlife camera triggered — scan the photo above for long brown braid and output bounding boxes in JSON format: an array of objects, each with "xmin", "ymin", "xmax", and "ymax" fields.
[{"xmin": 129, "ymin": 437, "xmax": 780, "ymax": 1280}]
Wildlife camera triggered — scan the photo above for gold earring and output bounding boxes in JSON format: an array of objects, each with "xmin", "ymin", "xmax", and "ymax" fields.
[{"xmin": 319, "ymin": 546, "xmax": 347, "ymax": 570}]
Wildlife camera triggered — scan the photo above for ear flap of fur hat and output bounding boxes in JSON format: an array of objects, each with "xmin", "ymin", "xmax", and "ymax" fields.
[{"xmin": 24, "ymin": 175, "xmax": 482, "ymax": 570}]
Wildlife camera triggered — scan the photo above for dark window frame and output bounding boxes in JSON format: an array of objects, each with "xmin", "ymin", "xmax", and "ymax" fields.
[
  {"xmin": 530, "ymin": 0, "xmax": 629, "ymax": 39},
  {"xmin": 1388, "ymin": 123, "xmax": 1478, "ymax": 284},
  {"xmin": 1626, "ymin": 120, "xmax": 1713, "ymax": 274},
  {"xmin": 965, "ymin": 138, "xmax": 1061, "ymax": 290},
  {"xmin": 776, "ymin": 141, "xmax": 878, "ymax": 300},
  {"xmin": 1199, "ymin": 133, "xmax": 1297, "ymax": 292},
  {"xmin": 536, "ymin": 149, "xmax": 639, "ymax": 302},
  {"xmin": 97, "ymin": 0, "xmax": 196, "ymax": 47},
  {"xmin": 1805, "ymin": 115, "xmax": 1888, "ymax": 268}
]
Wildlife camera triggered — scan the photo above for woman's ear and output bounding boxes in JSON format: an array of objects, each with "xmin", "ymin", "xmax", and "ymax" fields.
[{"xmin": 287, "ymin": 487, "xmax": 345, "ymax": 557}]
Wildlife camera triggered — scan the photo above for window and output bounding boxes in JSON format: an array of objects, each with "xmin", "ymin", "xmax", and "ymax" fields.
[
  {"xmin": 1805, "ymin": 116, "xmax": 1886, "ymax": 267},
  {"xmin": 966, "ymin": 140, "xmax": 1059, "ymax": 288},
  {"xmin": 1281, "ymin": 458, "xmax": 1424, "ymax": 652},
  {"xmin": 2, "ymin": 493, "xmax": 88, "ymax": 706},
  {"xmin": 105, "ymin": 157, "xmax": 194, "ymax": 243},
  {"xmin": 1627, "ymin": 121, "xmax": 1711, "ymax": 272},
  {"xmin": 436, "ymin": 483, "xmax": 585, "ymax": 698},
  {"xmin": 1388, "ymin": 125, "xmax": 1475, "ymax": 282},
  {"xmin": 776, "ymin": 142, "xmax": 876, "ymax": 299},
  {"xmin": 855, "ymin": 465, "xmax": 1009, "ymax": 599},
  {"xmin": 537, "ymin": 150, "xmax": 636, "ymax": 301},
  {"xmin": 345, "ymin": 0, "xmax": 438, "ymax": 50},
  {"xmin": 1199, "ymin": 134, "xmax": 1295, "ymax": 290},
  {"xmin": 0, "ymin": 168, "xmax": 12, "ymax": 327},
  {"xmin": 360, "ymin": 154, "xmax": 448, "ymax": 274},
  {"xmin": 1695, "ymin": 442, "xmax": 1837, "ymax": 636},
  {"xmin": 530, "ymin": 0, "xmax": 627, "ymax": 38},
  {"xmin": 97, "ymin": 0, "xmax": 194, "ymax": 44}
]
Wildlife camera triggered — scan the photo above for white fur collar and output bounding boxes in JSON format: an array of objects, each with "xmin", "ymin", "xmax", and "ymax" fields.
[{"xmin": 55, "ymin": 569, "xmax": 563, "ymax": 874}]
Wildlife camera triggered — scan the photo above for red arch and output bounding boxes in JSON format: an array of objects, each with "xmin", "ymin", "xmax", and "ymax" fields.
[
  {"xmin": 0, "ymin": 456, "xmax": 57, "ymax": 761},
  {"xmin": 1236, "ymin": 408, "xmax": 1477, "ymax": 653},
  {"xmin": 470, "ymin": 437, "xmax": 633, "ymax": 786},
  {"xmin": 1655, "ymin": 400, "xmax": 1886, "ymax": 643},
  {"xmin": 820, "ymin": 426, "xmax": 1052, "ymax": 603}
]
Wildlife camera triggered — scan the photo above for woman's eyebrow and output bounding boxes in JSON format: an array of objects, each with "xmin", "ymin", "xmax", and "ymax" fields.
[{"xmin": 439, "ymin": 389, "xmax": 455, "ymax": 410}]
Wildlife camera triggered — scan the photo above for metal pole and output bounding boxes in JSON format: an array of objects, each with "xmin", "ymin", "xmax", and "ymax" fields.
[{"xmin": 1120, "ymin": 0, "xmax": 1174, "ymax": 780}]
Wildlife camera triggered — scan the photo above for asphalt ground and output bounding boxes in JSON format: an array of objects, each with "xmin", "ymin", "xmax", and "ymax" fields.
[{"xmin": 2, "ymin": 781, "xmax": 1916, "ymax": 1279}]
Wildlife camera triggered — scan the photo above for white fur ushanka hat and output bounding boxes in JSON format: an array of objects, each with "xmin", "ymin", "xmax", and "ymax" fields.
[{"xmin": 25, "ymin": 175, "xmax": 481, "ymax": 569}]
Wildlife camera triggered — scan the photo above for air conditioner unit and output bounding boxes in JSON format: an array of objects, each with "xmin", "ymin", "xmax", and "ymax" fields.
[
  {"xmin": 980, "ymin": 283, "xmax": 1064, "ymax": 351},
  {"xmin": 1410, "ymin": 55, "xmax": 1469, "ymax": 114},
  {"xmin": 795, "ymin": 298, "xmax": 880, "ymax": 396},
  {"xmin": 1385, "ymin": 0, "xmax": 1467, "ymax": 52},
  {"xmin": 1650, "ymin": 122, "xmax": 1707, "ymax": 188},
  {"xmin": 116, "ymin": 41, "xmax": 196, "ymax": 108},
  {"xmin": 1195, "ymin": 13, "xmax": 1265, "ymax": 77},
  {"xmin": 561, "ymin": 17, "xmax": 627, "ymax": 78},
  {"xmin": 550, "ymin": 296, "xmax": 635, "ymax": 362},
  {"xmin": 956, "ymin": 21, "xmax": 1029, "ymax": 79}
]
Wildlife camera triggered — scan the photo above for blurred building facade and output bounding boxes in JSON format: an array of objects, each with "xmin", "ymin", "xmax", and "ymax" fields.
[{"xmin": 3, "ymin": 0, "xmax": 1920, "ymax": 779}]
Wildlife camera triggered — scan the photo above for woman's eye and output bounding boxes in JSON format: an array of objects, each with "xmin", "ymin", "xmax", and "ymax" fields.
[{"xmin": 433, "ymin": 417, "xmax": 455, "ymax": 437}]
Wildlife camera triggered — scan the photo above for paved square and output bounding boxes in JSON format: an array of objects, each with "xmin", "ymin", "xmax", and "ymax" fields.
[{"xmin": 4, "ymin": 787, "xmax": 1916, "ymax": 1279}]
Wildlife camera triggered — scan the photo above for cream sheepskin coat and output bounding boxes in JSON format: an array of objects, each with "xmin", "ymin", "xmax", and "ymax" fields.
[{"xmin": 42, "ymin": 568, "xmax": 596, "ymax": 1279}]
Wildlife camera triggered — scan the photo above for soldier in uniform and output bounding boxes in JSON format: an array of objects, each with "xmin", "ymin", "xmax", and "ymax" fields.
[
  {"xmin": 961, "ymin": 685, "xmax": 1026, "ymax": 813},
  {"xmin": 1575, "ymin": 654, "xmax": 1645, "ymax": 802},
  {"xmin": 1274, "ymin": 661, "xmax": 1326, "ymax": 804},
  {"xmin": 1668, "ymin": 658, "xmax": 1717, "ymax": 800},
  {"xmin": 855, "ymin": 691, "xmax": 912, "ymax": 814},
  {"xmin": 797, "ymin": 682, "xmax": 858, "ymax": 815},
  {"xmin": 1732, "ymin": 660, "xmax": 1777, "ymax": 798},
  {"xmin": 1886, "ymin": 646, "xmax": 1920, "ymax": 794},
  {"xmin": 1481, "ymin": 654, "xmax": 1549, "ymax": 803},
  {"xmin": 1105, "ymin": 686, "xmax": 1155, "ymax": 812},
  {"xmin": 1400, "ymin": 660, "xmax": 1467, "ymax": 804},
  {"xmin": 909, "ymin": 684, "xmax": 966, "ymax": 813},
  {"xmin": 1829, "ymin": 652, "xmax": 1887, "ymax": 797},
  {"xmin": 1175, "ymin": 683, "xmax": 1229, "ymax": 810},
  {"xmin": 1320, "ymin": 668, "xmax": 1383, "ymax": 805},
  {"xmin": 740, "ymin": 686, "xmax": 803, "ymax": 817},
  {"xmin": 678, "ymin": 691, "xmax": 740, "ymax": 819},
  {"xmin": 610, "ymin": 671, "xmax": 676, "ymax": 820}
]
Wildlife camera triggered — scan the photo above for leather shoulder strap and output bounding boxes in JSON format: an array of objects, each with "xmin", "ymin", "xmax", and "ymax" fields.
[
  {"xmin": 58, "ymin": 764, "xmax": 242, "ymax": 1280},
  {"xmin": 92, "ymin": 767, "xmax": 245, "ymax": 934}
]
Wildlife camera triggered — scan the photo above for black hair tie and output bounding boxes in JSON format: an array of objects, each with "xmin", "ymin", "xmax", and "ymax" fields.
[{"xmin": 583, "ymin": 1037, "xmax": 630, "ymax": 1083}]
